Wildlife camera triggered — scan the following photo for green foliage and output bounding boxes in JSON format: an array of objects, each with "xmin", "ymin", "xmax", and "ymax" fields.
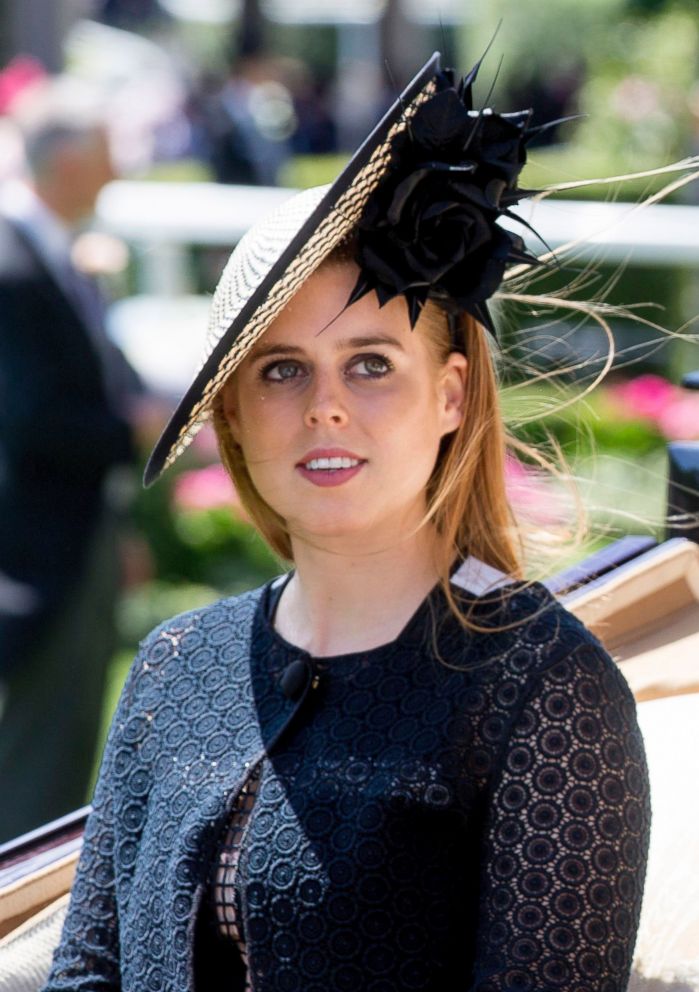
[
  {"xmin": 502, "ymin": 380, "xmax": 673, "ymax": 549},
  {"xmin": 141, "ymin": 159, "xmax": 214, "ymax": 183},
  {"xmin": 130, "ymin": 459, "xmax": 280, "ymax": 599},
  {"xmin": 280, "ymin": 153, "xmax": 350, "ymax": 189},
  {"xmin": 117, "ymin": 580, "xmax": 223, "ymax": 649},
  {"xmin": 522, "ymin": 145, "xmax": 696, "ymax": 201},
  {"xmin": 465, "ymin": 0, "xmax": 627, "ymax": 90},
  {"xmin": 626, "ymin": 0, "xmax": 670, "ymax": 11},
  {"xmin": 463, "ymin": 1, "xmax": 699, "ymax": 176},
  {"xmin": 502, "ymin": 382, "xmax": 665, "ymax": 457},
  {"xmin": 575, "ymin": 6, "xmax": 698, "ymax": 169},
  {"xmin": 264, "ymin": 22, "xmax": 338, "ymax": 80}
]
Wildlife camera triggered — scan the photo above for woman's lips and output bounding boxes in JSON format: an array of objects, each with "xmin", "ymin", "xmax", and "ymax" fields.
[{"xmin": 296, "ymin": 450, "xmax": 366, "ymax": 488}]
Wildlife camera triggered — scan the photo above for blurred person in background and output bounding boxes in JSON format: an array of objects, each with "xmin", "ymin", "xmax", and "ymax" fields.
[
  {"xmin": 0, "ymin": 76, "xmax": 141, "ymax": 842},
  {"xmin": 192, "ymin": 56, "xmax": 337, "ymax": 182},
  {"xmin": 285, "ymin": 58, "xmax": 337, "ymax": 157},
  {"xmin": 201, "ymin": 53, "xmax": 297, "ymax": 186}
]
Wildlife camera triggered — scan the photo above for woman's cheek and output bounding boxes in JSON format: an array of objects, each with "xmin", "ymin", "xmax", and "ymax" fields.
[{"xmin": 239, "ymin": 393, "xmax": 293, "ymax": 449}]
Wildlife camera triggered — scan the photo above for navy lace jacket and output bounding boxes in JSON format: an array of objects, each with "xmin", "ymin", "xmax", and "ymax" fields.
[{"xmin": 44, "ymin": 568, "xmax": 650, "ymax": 992}]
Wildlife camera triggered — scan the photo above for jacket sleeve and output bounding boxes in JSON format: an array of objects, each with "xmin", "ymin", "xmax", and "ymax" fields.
[
  {"xmin": 41, "ymin": 643, "xmax": 148, "ymax": 992},
  {"xmin": 470, "ymin": 639, "xmax": 650, "ymax": 992}
]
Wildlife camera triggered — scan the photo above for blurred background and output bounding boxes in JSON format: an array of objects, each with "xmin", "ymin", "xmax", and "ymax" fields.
[{"xmin": 2, "ymin": 0, "xmax": 699, "ymax": 827}]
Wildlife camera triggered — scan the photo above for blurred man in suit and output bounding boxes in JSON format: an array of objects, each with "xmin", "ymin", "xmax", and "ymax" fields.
[{"xmin": 0, "ymin": 82, "xmax": 138, "ymax": 841}]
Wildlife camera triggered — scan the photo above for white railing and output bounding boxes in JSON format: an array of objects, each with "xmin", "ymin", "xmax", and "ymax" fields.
[{"xmin": 96, "ymin": 179, "xmax": 699, "ymax": 295}]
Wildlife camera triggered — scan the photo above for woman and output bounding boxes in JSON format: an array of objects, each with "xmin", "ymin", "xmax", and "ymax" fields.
[{"xmin": 44, "ymin": 53, "xmax": 650, "ymax": 992}]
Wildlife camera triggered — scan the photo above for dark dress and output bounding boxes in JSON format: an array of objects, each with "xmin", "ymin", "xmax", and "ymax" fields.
[{"xmin": 44, "ymin": 565, "xmax": 650, "ymax": 992}]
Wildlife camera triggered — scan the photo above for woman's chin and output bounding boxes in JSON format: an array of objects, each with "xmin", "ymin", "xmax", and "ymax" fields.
[
  {"xmin": 293, "ymin": 515, "xmax": 374, "ymax": 543},
  {"xmin": 286, "ymin": 505, "xmax": 425, "ymax": 554}
]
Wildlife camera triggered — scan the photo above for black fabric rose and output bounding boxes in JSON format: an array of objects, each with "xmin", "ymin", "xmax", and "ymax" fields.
[{"xmin": 348, "ymin": 65, "xmax": 547, "ymax": 339}]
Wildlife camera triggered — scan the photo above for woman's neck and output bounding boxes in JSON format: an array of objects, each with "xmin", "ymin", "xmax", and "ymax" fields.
[{"xmin": 274, "ymin": 527, "xmax": 442, "ymax": 657}]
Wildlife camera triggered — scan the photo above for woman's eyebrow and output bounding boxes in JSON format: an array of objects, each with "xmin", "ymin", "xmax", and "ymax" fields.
[
  {"xmin": 336, "ymin": 334, "xmax": 405, "ymax": 351},
  {"xmin": 249, "ymin": 343, "xmax": 306, "ymax": 362},
  {"xmin": 249, "ymin": 334, "xmax": 405, "ymax": 362}
]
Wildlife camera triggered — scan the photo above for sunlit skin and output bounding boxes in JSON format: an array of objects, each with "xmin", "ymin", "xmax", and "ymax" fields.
[{"xmin": 222, "ymin": 261, "xmax": 467, "ymax": 655}]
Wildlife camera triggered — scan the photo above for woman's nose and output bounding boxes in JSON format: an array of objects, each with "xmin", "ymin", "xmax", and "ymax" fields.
[{"xmin": 303, "ymin": 374, "xmax": 348, "ymax": 428}]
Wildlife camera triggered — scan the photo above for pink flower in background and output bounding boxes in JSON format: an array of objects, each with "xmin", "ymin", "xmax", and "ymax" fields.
[
  {"xmin": 0, "ymin": 56, "xmax": 46, "ymax": 114},
  {"xmin": 657, "ymin": 395, "xmax": 699, "ymax": 441},
  {"xmin": 505, "ymin": 455, "xmax": 566, "ymax": 525},
  {"xmin": 606, "ymin": 374, "xmax": 699, "ymax": 440},
  {"xmin": 173, "ymin": 464, "xmax": 247, "ymax": 519},
  {"xmin": 607, "ymin": 374, "xmax": 676, "ymax": 420}
]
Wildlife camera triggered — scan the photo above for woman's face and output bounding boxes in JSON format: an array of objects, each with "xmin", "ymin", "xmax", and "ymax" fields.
[{"xmin": 221, "ymin": 261, "xmax": 467, "ymax": 550}]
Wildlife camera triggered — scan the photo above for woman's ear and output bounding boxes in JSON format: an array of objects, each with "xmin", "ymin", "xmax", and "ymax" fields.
[{"xmin": 438, "ymin": 353, "xmax": 468, "ymax": 436}]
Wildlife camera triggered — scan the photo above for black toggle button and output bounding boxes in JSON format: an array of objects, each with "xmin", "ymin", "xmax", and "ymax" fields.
[{"xmin": 280, "ymin": 659, "xmax": 312, "ymax": 701}]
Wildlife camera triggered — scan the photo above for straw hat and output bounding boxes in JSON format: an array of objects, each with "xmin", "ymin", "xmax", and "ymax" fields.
[{"xmin": 144, "ymin": 51, "xmax": 541, "ymax": 486}]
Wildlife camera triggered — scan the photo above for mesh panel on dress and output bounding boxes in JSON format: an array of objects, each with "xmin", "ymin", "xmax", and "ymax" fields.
[{"xmin": 211, "ymin": 762, "xmax": 263, "ymax": 991}]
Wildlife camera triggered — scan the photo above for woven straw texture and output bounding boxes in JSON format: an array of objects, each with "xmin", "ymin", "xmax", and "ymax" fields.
[
  {"xmin": 0, "ymin": 895, "xmax": 68, "ymax": 992},
  {"xmin": 159, "ymin": 75, "xmax": 437, "ymax": 475}
]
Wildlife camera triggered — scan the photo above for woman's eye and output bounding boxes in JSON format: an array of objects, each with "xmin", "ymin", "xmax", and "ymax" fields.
[
  {"xmin": 262, "ymin": 361, "xmax": 304, "ymax": 382},
  {"xmin": 350, "ymin": 355, "xmax": 393, "ymax": 378}
]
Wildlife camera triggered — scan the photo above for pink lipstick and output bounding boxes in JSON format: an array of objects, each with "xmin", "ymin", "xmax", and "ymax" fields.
[{"xmin": 296, "ymin": 448, "xmax": 366, "ymax": 488}]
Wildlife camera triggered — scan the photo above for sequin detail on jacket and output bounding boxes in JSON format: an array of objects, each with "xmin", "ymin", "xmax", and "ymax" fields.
[{"xmin": 44, "ymin": 579, "xmax": 650, "ymax": 992}]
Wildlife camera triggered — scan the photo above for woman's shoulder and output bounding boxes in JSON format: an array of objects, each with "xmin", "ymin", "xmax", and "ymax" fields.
[
  {"xmin": 102, "ymin": 577, "xmax": 288, "ymax": 750},
  {"xmin": 141, "ymin": 574, "xmax": 289, "ymax": 649},
  {"xmin": 120, "ymin": 576, "xmax": 282, "ymax": 701},
  {"xmin": 448, "ymin": 556, "xmax": 618, "ymax": 685}
]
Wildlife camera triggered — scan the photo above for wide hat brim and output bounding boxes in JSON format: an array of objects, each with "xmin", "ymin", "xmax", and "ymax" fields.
[{"xmin": 143, "ymin": 52, "xmax": 442, "ymax": 486}]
